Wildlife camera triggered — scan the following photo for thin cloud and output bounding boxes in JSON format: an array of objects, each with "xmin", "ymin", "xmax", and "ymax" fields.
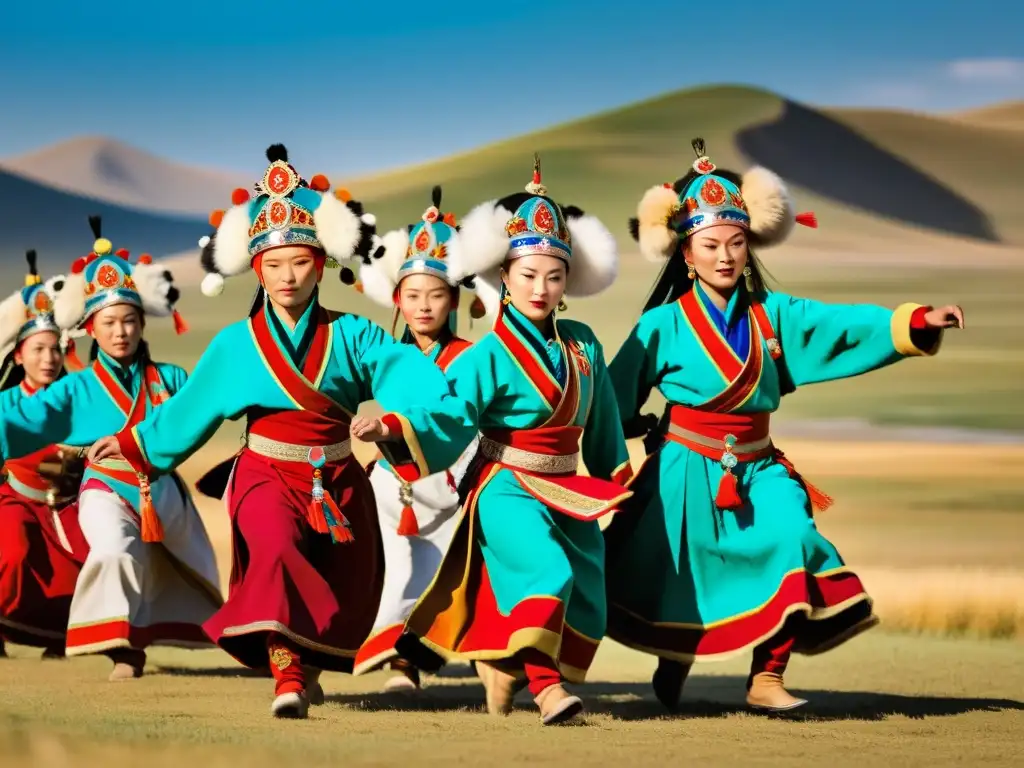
[{"xmin": 947, "ymin": 58, "xmax": 1024, "ymax": 82}]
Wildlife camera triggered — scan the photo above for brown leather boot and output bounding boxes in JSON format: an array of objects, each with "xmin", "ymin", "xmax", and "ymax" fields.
[
  {"xmin": 746, "ymin": 671, "xmax": 808, "ymax": 712},
  {"xmin": 534, "ymin": 683, "xmax": 584, "ymax": 725},
  {"xmin": 652, "ymin": 658, "xmax": 692, "ymax": 711},
  {"xmin": 107, "ymin": 648, "xmax": 146, "ymax": 681},
  {"xmin": 476, "ymin": 660, "xmax": 526, "ymax": 716}
]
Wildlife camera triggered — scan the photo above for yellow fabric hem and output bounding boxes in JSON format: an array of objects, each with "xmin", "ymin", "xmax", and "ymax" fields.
[{"xmin": 891, "ymin": 302, "xmax": 942, "ymax": 357}]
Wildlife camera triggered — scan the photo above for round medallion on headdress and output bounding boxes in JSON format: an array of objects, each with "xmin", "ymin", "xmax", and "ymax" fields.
[
  {"xmin": 267, "ymin": 199, "xmax": 292, "ymax": 230},
  {"xmin": 262, "ymin": 161, "xmax": 299, "ymax": 198},
  {"xmin": 693, "ymin": 156, "xmax": 717, "ymax": 175},
  {"xmin": 413, "ymin": 227, "xmax": 432, "ymax": 254},
  {"xmin": 533, "ymin": 201, "xmax": 556, "ymax": 235},
  {"xmin": 699, "ymin": 178, "xmax": 728, "ymax": 207},
  {"xmin": 96, "ymin": 263, "xmax": 122, "ymax": 289},
  {"xmin": 33, "ymin": 290, "xmax": 52, "ymax": 312}
]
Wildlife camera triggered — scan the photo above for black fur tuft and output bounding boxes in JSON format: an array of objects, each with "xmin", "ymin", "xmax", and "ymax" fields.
[
  {"xmin": 265, "ymin": 143, "xmax": 289, "ymax": 163},
  {"xmin": 88, "ymin": 215, "xmax": 102, "ymax": 240},
  {"xmin": 431, "ymin": 184, "xmax": 442, "ymax": 209},
  {"xmin": 200, "ymin": 232, "xmax": 218, "ymax": 274},
  {"xmin": 691, "ymin": 137, "xmax": 706, "ymax": 157},
  {"xmin": 561, "ymin": 205, "xmax": 585, "ymax": 219},
  {"xmin": 339, "ymin": 267, "xmax": 356, "ymax": 285},
  {"xmin": 346, "ymin": 200, "xmax": 365, "ymax": 217},
  {"xmin": 627, "ymin": 217, "xmax": 640, "ymax": 241},
  {"xmin": 25, "ymin": 249, "xmax": 38, "ymax": 275}
]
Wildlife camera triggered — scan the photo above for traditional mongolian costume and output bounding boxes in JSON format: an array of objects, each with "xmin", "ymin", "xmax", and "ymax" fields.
[
  {"xmin": 398, "ymin": 160, "xmax": 632, "ymax": 724},
  {"xmin": 115, "ymin": 146, "xmax": 477, "ymax": 718},
  {"xmin": 603, "ymin": 140, "xmax": 945, "ymax": 710},
  {"xmin": 0, "ymin": 252, "xmax": 87, "ymax": 657},
  {"xmin": 0, "ymin": 220, "xmax": 219, "ymax": 678},
  {"xmin": 352, "ymin": 187, "xmax": 488, "ymax": 688}
]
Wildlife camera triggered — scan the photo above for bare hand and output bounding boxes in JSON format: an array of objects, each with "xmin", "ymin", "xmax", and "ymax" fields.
[
  {"xmin": 87, "ymin": 436, "xmax": 125, "ymax": 464},
  {"xmin": 922, "ymin": 305, "xmax": 964, "ymax": 330},
  {"xmin": 351, "ymin": 416, "xmax": 392, "ymax": 443}
]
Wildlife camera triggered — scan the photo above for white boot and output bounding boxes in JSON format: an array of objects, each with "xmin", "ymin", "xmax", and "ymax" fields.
[{"xmin": 271, "ymin": 691, "xmax": 310, "ymax": 719}]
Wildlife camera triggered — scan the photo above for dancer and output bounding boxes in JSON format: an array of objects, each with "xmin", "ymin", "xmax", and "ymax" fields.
[
  {"xmin": 0, "ymin": 218, "xmax": 220, "ymax": 680},
  {"xmin": 604, "ymin": 139, "xmax": 965, "ymax": 711},
  {"xmin": 0, "ymin": 251, "xmax": 87, "ymax": 658},
  {"xmin": 352, "ymin": 186, "xmax": 490, "ymax": 691},
  {"xmin": 393, "ymin": 158, "xmax": 632, "ymax": 725},
  {"xmin": 90, "ymin": 146, "xmax": 477, "ymax": 719}
]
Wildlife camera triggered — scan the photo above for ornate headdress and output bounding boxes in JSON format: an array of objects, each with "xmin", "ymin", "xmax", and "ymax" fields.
[
  {"xmin": 632, "ymin": 137, "xmax": 817, "ymax": 262},
  {"xmin": 449, "ymin": 154, "xmax": 618, "ymax": 308},
  {"xmin": 199, "ymin": 144, "xmax": 377, "ymax": 297},
  {"xmin": 0, "ymin": 249, "xmax": 64, "ymax": 354},
  {"xmin": 53, "ymin": 216, "xmax": 187, "ymax": 334},
  {"xmin": 357, "ymin": 186, "xmax": 491, "ymax": 334}
]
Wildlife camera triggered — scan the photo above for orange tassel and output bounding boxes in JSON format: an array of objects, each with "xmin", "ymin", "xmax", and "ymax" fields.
[
  {"xmin": 795, "ymin": 211, "xmax": 818, "ymax": 228},
  {"xmin": 306, "ymin": 500, "xmax": 330, "ymax": 534},
  {"xmin": 774, "ymin": 450, "xmax": 833, "ymax": 512},
  {"xmin": 172, "ymin": 309, "xmax": 189, "ymax": 335},
  {"xmin": 64, "ymin": 338, "xmax": 87, "ymax": 371},
  {"xmin": 714, "ymin": 471, "xmax": 743, "ymax": 510},
  {"xmin": 323, "ymin": 491, "xmax": 354, "ymax": 544},
  {"xmin": 138, "ymin": 475, "xmax": 164, "ymax": 543},
  {"xmin": 397, "ymin": 504, "xmax": 420, "ymax": 536}
]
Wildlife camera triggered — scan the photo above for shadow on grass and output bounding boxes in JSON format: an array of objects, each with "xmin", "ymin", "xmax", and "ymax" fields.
[
  {"xmin": 152, "ymin": 665, "xmax": 271, "ymax": 679},
  {"xmin": 326, "ymin": 675, "xmax": 1024, "ymax": 723}
]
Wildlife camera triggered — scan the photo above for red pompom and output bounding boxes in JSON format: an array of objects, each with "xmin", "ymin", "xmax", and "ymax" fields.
[
  {"xmin": 470, "ymin": 296, "xmax": 486, "ymax": 320},
  {"xmin": 115, "ymin": 248, "xmax": 130, "ymax": 258},
  {"xmin": 663, "ymin": 182, "xmax": 673, "ymax": 189},
  {"xmin": 137, "ymin": 254, "xmax": 153, "ymax": 265},
  {"xmin": 334, "ymin": 187, "xmax": 352, "ymax": 203},
  {"xmin": 70, "ymin": 257, "xmax": 87, "ymax": 275},
  {"xmin": 354, "ymin": 280, "xmax": 364, "ymax": 294},
  {"xmin": 85, "ymin": 252, "xmax": 99, "ymax": 265},
  {"xmin": 795, "ymin": 211, "xmax": 818, "ymax": 229},
  {"xmin": 443, "ymin": 212, "xmax": 457, "ymax": 226},
  {"xmin": 209, "ymin": 209, "xmax": 225, "ymax": 228},
  {"xmin": 231, "ymin": 187, "xmax": 251, "ymax": 206},
  {"xmin": 309, "ymin": 174, "xmax": 330, "ymax": 192}
]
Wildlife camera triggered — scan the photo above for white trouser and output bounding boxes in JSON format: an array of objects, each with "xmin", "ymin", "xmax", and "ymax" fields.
[{"xmin": 67, "ymin": 474, "xmax": 221, "ymax": 655}]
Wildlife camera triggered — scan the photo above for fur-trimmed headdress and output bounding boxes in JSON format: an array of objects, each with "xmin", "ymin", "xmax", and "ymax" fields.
[
  {"xmin": 631, "ymin": 138, "xmax": 817, "ymax": 262},
  {"xmin": 0, "ymin": 249, "xmax": 63, "ymax": 352},
  {"xmin": 199, "ymin": 144, "xmax": 378, "ymax": 298},
  {"xmin": 356, "ymin": 185, "xmax": 490, "ymax": 335},
  {"xmin": 52, "ymin": 216, "xmax": 187, "ymax": 335},
  {"xmin": 447, "ymin": 154, "xmax": 618, "ymax": 307}
]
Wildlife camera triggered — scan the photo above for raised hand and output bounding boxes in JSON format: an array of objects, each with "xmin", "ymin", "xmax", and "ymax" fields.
[
  {"xmin": 922, "ymin": 305, "xmax": 965, "ymax": 330},
  {"xmin": 351, "ymin": 415, "xmax": 392, "ymax": 443},
  {"xmin": 87, "ymin": 436, "xmax": 125, "ymax": 464}
]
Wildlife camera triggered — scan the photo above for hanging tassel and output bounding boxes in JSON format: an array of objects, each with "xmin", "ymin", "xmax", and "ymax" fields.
[
  {"xmin": 138, "ymin": 474, "xmax": 165, "ymax": 543},
  {"xmin": 172, "ymin": 309, "xmax": 189, "ymax": 335},
  {"xmin": 714, "ymin": 470, "xmax": 743, "ymax": 510},
  {"xmin": 774, "ymin": 450, "xmax": 833, "ymax": 512},
  {"xmin": 322, "ymin": 490, "xmax": 355, "ymax": 544},
  {"xmin": 306, "ymin": 467, "xmax": 331, "ymax": 534},
  {"xmin": 396, "ymin": 481, "xmax": 419, "ymax": 536},
  {"xmin": 795, "ymin": 212, "xmax": 818, "ymax": 228},
  {"xmin": 64, "ymin": 338, "xmax": 87, "ymax": 371}
]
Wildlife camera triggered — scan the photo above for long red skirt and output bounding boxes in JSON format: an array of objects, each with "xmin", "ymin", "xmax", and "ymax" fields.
[
  {"xmin": 202, "ymin": 449, "xmax": 384, "ymax": 672},
  {"xmin": 0, "ymin": 485, "xmax": 88, "ymax": 648}
]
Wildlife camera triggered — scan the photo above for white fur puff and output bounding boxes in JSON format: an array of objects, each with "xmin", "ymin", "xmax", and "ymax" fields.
[
  {"xmin": 359, "ymin": 228, "xmax": 409, "ymax": 308},
  {"xmin": 564, "ymin": 213, "xmax": 618, "ymax": 297},
  {"xmin": 53, "ymin": 272, "xmax": 87, "ymax": 330},
  {"xmin": 201, "ymin": 272, "xmax": 225, "ymax": 297},
  {"xmin": 636, "ymin": 185, "xmax": 680, "ymax": 262},
  {"xmin": 447, "ymin": 200, "xmax": 511, "ymax": 284},
  {"xmin": 471, "ymin": 276, "xmax": 502, "ymax": 321},
  {"xmin": 0, "ymin": 292, "xmax": 26, "ymax": 350},
  {"xmin": 315, "ymin": 193, "xmax": 362, "ymax": 262},
  {"xmin": 211, "ymin": 204, "xmax": 253, "ymax": 278},
  {"xmin": 132, "ymin": 262, "xmax": 177, "ymax": 317},
  {"xmin": 741, "ymin": 166, "xmax": 795, "ymax": 247}
]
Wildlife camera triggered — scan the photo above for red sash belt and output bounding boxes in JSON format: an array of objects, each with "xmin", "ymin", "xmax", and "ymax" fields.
[
  {"xmin": 479, "ymin": 426, "xmax": 583, "ymax": 476},
  {"xmin": 666, "ymin": 405, "xmax": 833, "ymax": 513}
]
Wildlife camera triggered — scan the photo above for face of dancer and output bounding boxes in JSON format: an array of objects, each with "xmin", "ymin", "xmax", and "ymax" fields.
[
  {"xmin": 260, "ymin": 246, "xmax": 320, "ymax": 310},
  {"xmin": 14, "ymin": 331, "xmax": 62, "ymax": 388},
  {"xmin": 92, "ymin": 304, "xmax": 143, "ymax": 365},
  {"xmin": 398, "ymin": 273, "xmax": 451, "ymax": 337},
  {"xmin": 502, "ymin": 254, "xmax": 567, "ymax": 326},
  {"xmin": 684, "ymin": 224, "xmax": 749, "ymax": 296}
]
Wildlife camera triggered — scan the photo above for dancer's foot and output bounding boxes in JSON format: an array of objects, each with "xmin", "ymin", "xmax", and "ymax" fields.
[
  {"xmin": 746, "ymin": 671, "xmax": 808, "ymax": 712},
  {"xmin": 41, "ymin": 645, "xmax": 66, "ymax": 660},
  {"xmin": 303, "ymin": 666, "xmax": 324, "ymax": 706},
  {"xmin": 652, "ymin": 658, "xmax": 691, "ymax": 711},
  {"xmin": 270, "ymin": 691, "xmax": 309, "ymax": 719},
  {"xmin": 107, "ymin": 648, "xmax": 146, "ymax": 681},
  {"xmin": 476, "ymin": 660, "xmax": 526, "ymax": 716},
  {"xmin": 534, "ymin": 683, "xmax": 584, "ymax": 725},
  {"xmin": 384, "ymin": 661, "xmax": 421, "ymax": 693}
]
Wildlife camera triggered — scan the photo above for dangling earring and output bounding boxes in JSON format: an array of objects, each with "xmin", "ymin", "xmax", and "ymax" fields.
[
  {"xmin": 686, "ymin": 262, "xmax": 696, "ymax": 280},
  {"xmin": 557, "ymin": 299, "xmax": 568, "ymax": 313},
  {"xmin": 742, "ymin": 265, "xmax": 753, "ymax": 292},
  {"xmin": 501, "ymin": 293, "xmax": 512, "ymax": 306}
]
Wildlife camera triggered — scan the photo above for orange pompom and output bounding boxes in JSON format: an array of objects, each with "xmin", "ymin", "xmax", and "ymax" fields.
[
  {"xmin": 470, "ymin": 296, "xmax": 486, "ymax": 319},
  {"xmin": 70, "ymin": 257, "xmax": 87, "ymax": 275},
  {"xmin": 333, "ymin": 188, "xmax": 352, "ymax": 203},
  {"xmin": 209, "ymin": 209, "xmax": 225, "ymax": 228},
  {"xmin": 231, "ymin": 187, "xmax": 251, "ymax": 206},
  {"xmin": 309, "ymin": 174, "xmax": 330, "ymax": 192},
  {"xmin": 442, "ymin": 212, "xmax": 457, "ymax": 226},
  {"xmin": 137, "ymin": 254, "xmax": 153, "ymax": 265},
  {"xmin": 354, "ymin": 280, "xmax": 364, "ymax": 294},
  {"xmin": 115, "ymin": 248, "xmax": 130, "ymax": 258}
]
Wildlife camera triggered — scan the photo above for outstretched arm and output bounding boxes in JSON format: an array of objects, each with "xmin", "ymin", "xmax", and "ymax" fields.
[
  {"xmin": 0, "ymin": 378, "xmax": 75, "ymax": 462},
  {"xmin": 582, "ymin": 339, "xmax": 633, "ymax": 485},
  {"xmin": 607, "ymin": 314, "xmax": 667, "ymax": 437}
]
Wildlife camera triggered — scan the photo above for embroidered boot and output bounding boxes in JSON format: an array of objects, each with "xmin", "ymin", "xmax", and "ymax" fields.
[
  {"xmin": 652, "ymin": 658, "xmax": 692, "ymax": 711},
  {"xmin": 476, "ymin": 660, "xmax": 526, "ymax": 716},
  {"xmin": 107, "ymin": 648, "xmax": 146, "ymax": 681},
  {"xmin": 534, "ymin": 683, "xmax": 584, "ymax": 725},
  {"xmin": 268, "ymin": 639, "xmax": 308, "ymax": 719}
]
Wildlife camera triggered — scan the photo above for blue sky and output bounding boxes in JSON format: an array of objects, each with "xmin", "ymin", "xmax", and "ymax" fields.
[{"xmin": 2, "ymin": 0, "xmax": 1022, "ymax": 175}]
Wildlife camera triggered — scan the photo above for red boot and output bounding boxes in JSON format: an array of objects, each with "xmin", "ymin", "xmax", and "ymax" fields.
[{"xmin": 268, "ymin": 635, "xmax": 308, "ymax": 719}]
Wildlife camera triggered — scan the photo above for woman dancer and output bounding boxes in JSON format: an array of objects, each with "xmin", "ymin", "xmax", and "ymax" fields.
[
  {"xmin": 353, "ymin": 187, "xmax": 491, "ymax": 691},
  {"xmin": 0, "ymin": 251, "xmax": 87, "ymax": 658},
  {"xmin": 392, "ymin": 159, "xmax": 632, "ymax": 725},
  {"xmin": 0, "ymin": 219, "xmax": 220, "ymax": 681},
  {"xmin": 91, "ymin": 146, "xmax": 477, "ymax": 718},
  {"xmin": 604, "ymin": 139, "xmax": 965, "ymax": 711}
]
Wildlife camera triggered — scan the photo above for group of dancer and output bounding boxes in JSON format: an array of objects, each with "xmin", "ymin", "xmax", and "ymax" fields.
[{"xmin": 0, "ymin": 140, "xmax": 964, "ymax": 724}]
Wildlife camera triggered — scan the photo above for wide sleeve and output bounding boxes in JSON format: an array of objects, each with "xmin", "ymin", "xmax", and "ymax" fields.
[
  {"xmin": 116, "ymin": 332, "xmax": 241, "ymax": 475},
  {"xmin": 582, "ymin": 339, "xmax": 633, "ymax": 485},
  {"xmin": 0, "ymin": 377, "xmax": 75, "ymax": 461},
  {"xmin": 607, "ymin": 312, "xmax": 667, "ymax": 434},
  {"xmin": 355, "ymin": 320, "xmax": 478, "ymax": 481},
  {"xmin": 773, "ymin": 294, "xmax": 942, "ymax": 388}
]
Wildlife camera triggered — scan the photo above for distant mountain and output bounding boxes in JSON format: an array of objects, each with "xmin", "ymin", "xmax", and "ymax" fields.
[{"xmin": 0, "ymin": 136, "xmax": 247, "ymax": 216}]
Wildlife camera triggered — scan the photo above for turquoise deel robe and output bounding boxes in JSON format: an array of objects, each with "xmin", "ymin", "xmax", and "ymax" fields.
[
  {"xmin": 123, "ymin": 298, "xmax": 476, "ymax": 481},
  {"xmin": 604, "ymin": 285, "xmax": 941, "ymax": 662},
  {"xmin": 0, "ymin": 350, "xmax": 187, "ymax": 512},
  {"xmin": 404, "ymin": 305, "xmax": 631, "ymax": 681}
]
